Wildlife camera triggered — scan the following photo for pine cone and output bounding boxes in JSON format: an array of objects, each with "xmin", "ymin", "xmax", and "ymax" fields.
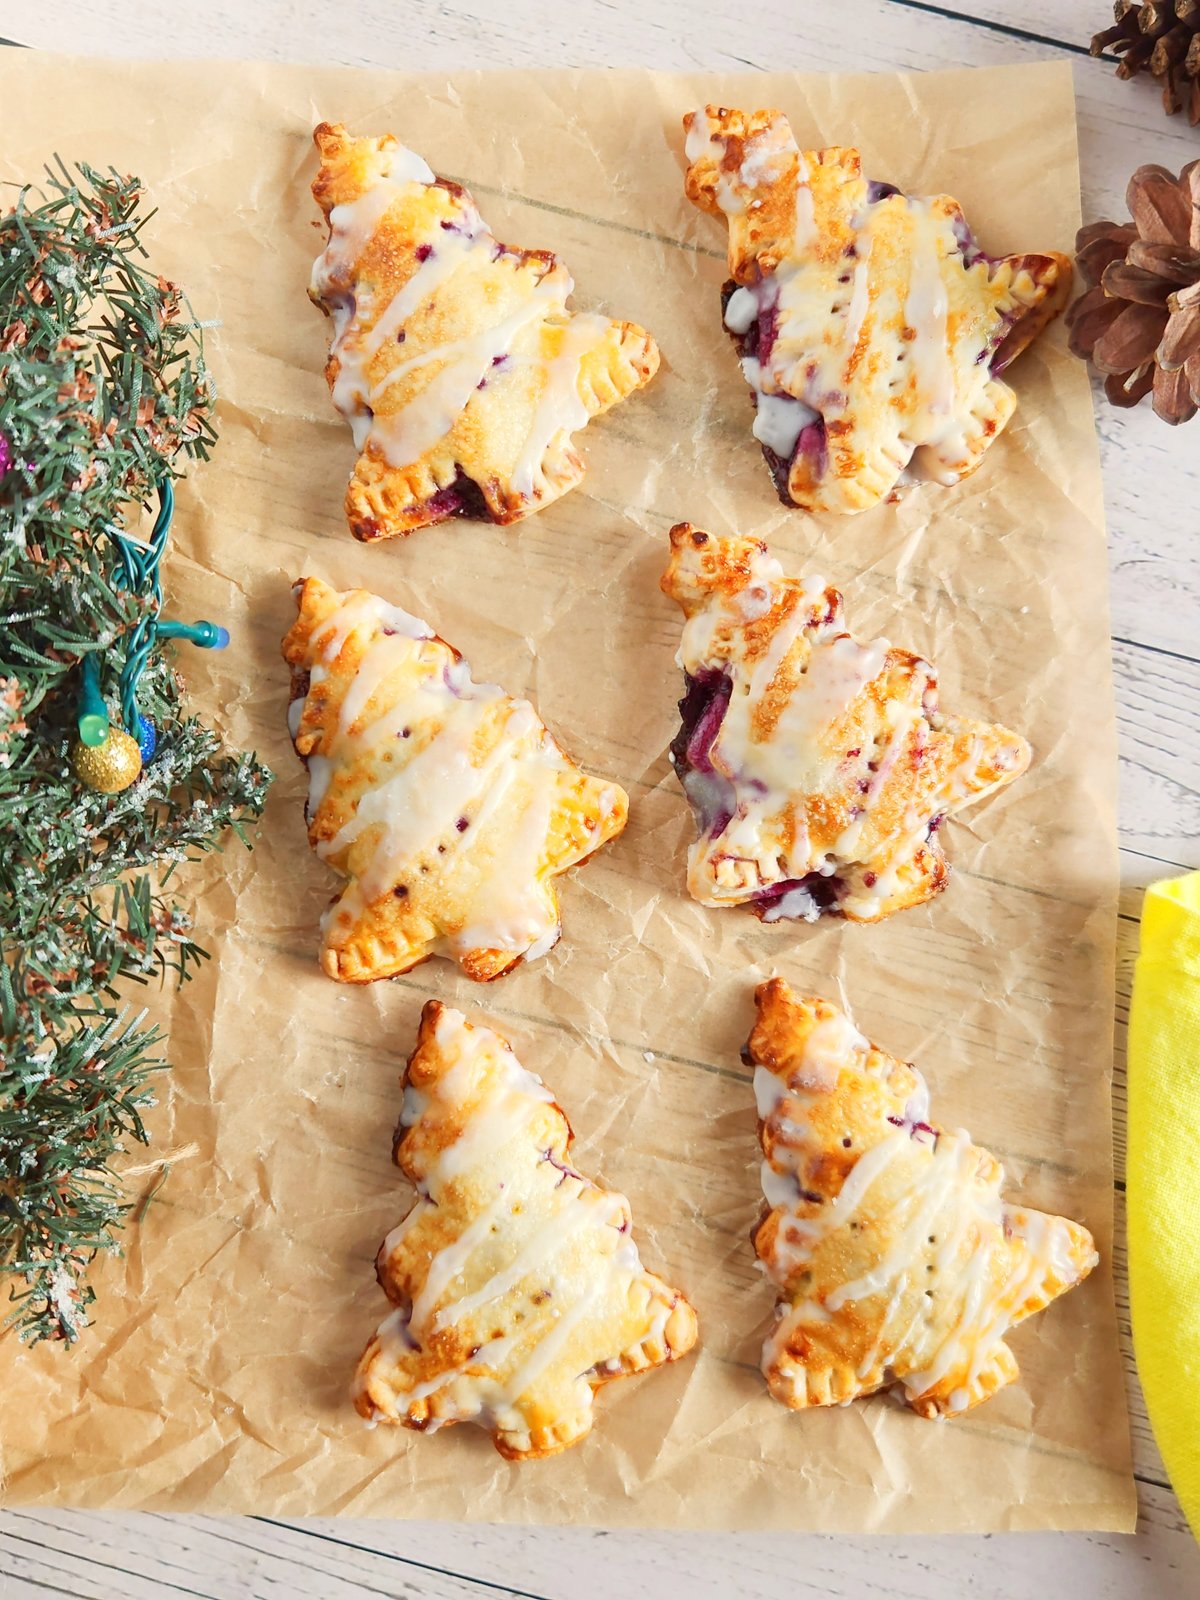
[
  {"xmin": 1066, "ymin": 160, "xmax": 1200, "ymax": 424},
  {"xmin": 1092, "ymin": 1, "xmax": 1200, "ymax": 124}
]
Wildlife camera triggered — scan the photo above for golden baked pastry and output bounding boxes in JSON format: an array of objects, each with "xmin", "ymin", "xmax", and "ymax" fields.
[
  {"xmin": 283, "ymin": 576, "xmax": 627, "ymax": 982},
  {"xmin": 355, "ymin": 1002, "xmax": 699, "ymax": 1459},
  {"xmin": 661, "ymin": 523, "xmax": 1030, "ymax": 923},
  {"xmin": 748, "ymin": 979, "xmax": 1097, "ymax": 1417},
  {"xmin": 682, "ymin": 106, "xmax": 1071, "ymax": 514},
  {"xmin": 310, "ymin": 122, "xmax": 659, "ymax": 540}
]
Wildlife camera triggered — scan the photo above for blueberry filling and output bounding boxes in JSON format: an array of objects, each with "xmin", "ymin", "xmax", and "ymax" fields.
[
  {"xmin": 752, "ymin": 873, "xmax": 844, "ymax": 922},
  {"xmin": 543, "ymin": 1148, "xmax": 583, "ymax": 1188},
  {"xmin": 475, "ymin": 354, "xmax": 510, "ymax": 394},
  {"xmin": 760, "ymin": 440, "xmax": 794, "ymax": 500},
  {"xmin": 670, "ymin": 669, "xmax": 736, "ymax": 837},
  {"xmin": 424, "ymin": 482, "xmax": 464, "ymax": 517},
  {"xmin": 795, "ymin": 418, "xmax": 828, "ymax": 475},
  {"xmin": 946, "ymin": 215, "xmax": 1028, "ymax": 376},
  {"xmin": 422, "ymin": 468, "xmax": 490, "ymax": 523},
  {"xmin": 866, "ymin": 179, "xmax": 901, "ymax": 204},
  {"xmin": 887, "ymin": 1113, "xmax": 938, "ymax": 1144},
  {"xmin": 988, "ymin": 310, "xmax": 1028, "ymax": 377},
  {"xmin": 720, "ymin": 279, "xmax": 827, "ymax": 502},
  {"xmin": 384, "ymin": 1305, "xmax": 421, "ymax": 1352},
  {"xmin": 672, "ymin": 675, "xmax": 865, "ymax": 921}
]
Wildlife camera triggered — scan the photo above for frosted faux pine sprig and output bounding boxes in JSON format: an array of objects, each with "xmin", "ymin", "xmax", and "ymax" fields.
[{"xmin": 0, "ymin": 160, "xmax": 270, "ymax": 1345}]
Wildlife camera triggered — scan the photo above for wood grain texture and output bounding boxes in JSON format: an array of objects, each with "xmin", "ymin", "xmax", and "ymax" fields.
[{"xmin": 0, "ymin": 0, "xmax": 1197, "ymax": 1593}]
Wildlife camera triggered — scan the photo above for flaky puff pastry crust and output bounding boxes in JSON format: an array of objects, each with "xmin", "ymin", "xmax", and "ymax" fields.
[
  {"xmin": 662, "ymin": 524, "xmax": 1030, "ymax": 923},
  {"xmin": 355, "ymin": 1002, "xmax": 699, "ymax": 1459},
  {"xmin": 283, "ymin": 577, "xmax": 627, "ymax": 983},
  {"xmin": 682, "ymin": 106, "xmax": 1070, "ymax": 515},
  {"xmin": 748, "ymin": 980, "xmax": 1097, "ymax": 1418},
  {"xmin": 310, "ymin": 122, "xmax": 659, "ymax": 540}
]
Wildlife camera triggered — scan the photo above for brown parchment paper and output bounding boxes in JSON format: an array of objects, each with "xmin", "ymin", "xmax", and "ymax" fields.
[{"xmin": 0, "ymin": 55, "xmax": 1135, "ymax": 1533}]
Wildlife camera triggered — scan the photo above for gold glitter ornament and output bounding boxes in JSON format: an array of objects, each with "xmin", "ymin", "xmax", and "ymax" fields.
[{"xmin": 72, "ymin": 728, "xmax": 143, "ymax": 793}]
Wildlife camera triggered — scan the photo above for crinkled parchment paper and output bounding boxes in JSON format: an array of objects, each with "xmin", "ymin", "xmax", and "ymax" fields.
[{"xmin": 0, "ymin": 55, "xmax": 1134, "ymax": 1532}]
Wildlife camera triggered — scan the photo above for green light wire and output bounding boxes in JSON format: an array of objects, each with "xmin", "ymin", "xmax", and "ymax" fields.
[
  {"xmin": 75, "ymin": 479, "xmax": 229, "ymax": 748},
  {"xmin": 115, "ymin": 478, "xmax": 174, "ymax": 734}
]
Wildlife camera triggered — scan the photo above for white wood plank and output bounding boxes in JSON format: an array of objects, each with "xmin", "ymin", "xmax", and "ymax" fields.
[
  {"xmin": 2, "ymin": 1486, "xmax": 1200, "ymax": 1600},
  {"xmin": 1116, "ymin": 639, "xmax": 1200, "ymax": 861},
  {"xmin": 0, "ymin": 1, "xmax": 1196, "ymax": 1595}
]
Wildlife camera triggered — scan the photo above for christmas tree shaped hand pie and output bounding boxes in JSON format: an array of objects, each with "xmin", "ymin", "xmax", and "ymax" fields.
[
  {"xmin": 283, "ymin": 577, "xmax": 627, "ymax": 982},
  {"xmin": 662, "ymin": 524, "xmax": 1030, "ymax": 923},
  {"xmin": 310, "ymin": 122, "xmax": 659, "ymax": 540},
  {"xmin": 355, "ymin": 1003, "xmax": 699, "ymax": 1459},
  {"xmin": 748, "ymin": 980, "xmax": 1097, "ymax": 1417},
  {"xmin": 682, "ymin": 106, "xmax": 1071, "ymax": 514}
]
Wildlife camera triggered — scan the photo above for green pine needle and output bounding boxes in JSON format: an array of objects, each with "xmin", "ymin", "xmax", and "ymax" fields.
[{"xmin": 0, "ymin": 161, "xmax": 272, "ymax": 1344}]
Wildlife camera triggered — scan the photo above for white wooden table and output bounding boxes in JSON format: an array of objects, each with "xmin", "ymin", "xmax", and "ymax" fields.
[{"xmin": 2, "ymin": 1, "xmax": 1198, "ymax": 1594}]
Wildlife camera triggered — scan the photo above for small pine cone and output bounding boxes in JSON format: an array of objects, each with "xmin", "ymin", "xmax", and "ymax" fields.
[
  {"xmin": 1092, "ymin": 0, "xmax": 1200, "ymax": 124},
  {"xmin": 1066, "ymin": 159, "xmax": 1200, "ymax": 424}
]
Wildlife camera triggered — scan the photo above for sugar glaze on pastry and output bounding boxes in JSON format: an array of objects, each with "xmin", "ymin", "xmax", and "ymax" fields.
[
  {"xmin": 748, "ymin": 979, "xmax": 1097, "ymax": 1417},
  {"xmin": 662, "ymin": 523, "xmax": 1030, "ymax": 923},
  {"xmin": 682, "ymin": 106, "xmax": 1071, "ymax": 514},
  {"xmin": 310, "ymin": 122, "xmax": 659, "ymax": 540},
  {"xmin": 283, "ymin": 577, "xmax": 627, "ymax": 982},
  {"xmin": 354, "ymin": 1002, "xmax": 698, "ymax": 1459}
]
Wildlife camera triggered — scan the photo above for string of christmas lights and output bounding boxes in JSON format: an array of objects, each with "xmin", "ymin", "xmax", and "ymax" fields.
[{"xmin": 71, "ymin": 480, "xmax": 231, "ymax": 792}]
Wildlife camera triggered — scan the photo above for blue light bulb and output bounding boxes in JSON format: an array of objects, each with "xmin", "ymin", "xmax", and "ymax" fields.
[{"xmin": 136, "ymin": 715, "xmax": 157, "ymax": 763}]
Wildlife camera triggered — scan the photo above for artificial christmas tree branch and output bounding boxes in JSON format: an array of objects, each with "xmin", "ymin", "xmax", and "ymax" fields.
[{"xmin": 0, "ymin": 161, "xmax": 270, "ymax": 1344}]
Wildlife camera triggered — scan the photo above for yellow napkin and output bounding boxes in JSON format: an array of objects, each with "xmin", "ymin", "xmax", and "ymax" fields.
[{"xmin": 1129, "ymin": 870, "xmax": 1200, "ymax": 1538}]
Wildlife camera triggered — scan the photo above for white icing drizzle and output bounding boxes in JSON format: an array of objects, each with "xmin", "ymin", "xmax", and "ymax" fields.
[
  {"xmin": 368, "ymin": 1008, "xmax": 683, "ymax": 1440},
  {"xmin": 671, "ymin": 532, "xmax": 1027, "ymax": 916},
  {"xmin": 843, "ymin": 255, "xmax": 872, "ymax": 351},
  {"xmin": 793, "ymin": 1010, "xmax": 867, "ymax": 1091},
  {"xmin": 296, "ymin": 585, "xmax": 601, "ymax": 965},
  {"xmin": 756, "ymin": 999, "xmax": 1094, "ymax": 1410},
  {"xmin": 689, "ymin": 111, "xmax": 1019, "ymax": 498},
  {"xmin": 685, "ymin": 115, "xmax": 746, "ymax": 215},
  {"xmin": 359, "ymin": 228, "xmax": 483, "ymax": 362},
  {"xmin": 325, "ymin": 700, "xmax": 528, "ymax": 901},
  {"xmin": 312, "ymin": 143, "xmax": 436, "ymax": 453},
  {"xmin": 434, "ymin": 1185, "xmax": 624, "ymax": 1333},
  {"xmin": 765, "ymin": 634, "xmax": 891, "ymax": 787},
  {"xmin": 508, "ymin": 313, "xmax": 610, "ymax": 498},
  {"xmin": 313, "ymin": 591, "xmax": 431, "ymax": 660},
  {"xmin": 902, "ymin": 214, "xmax": 955, "ymax": 422},
  {"xmin": 312, "ymin": 138, "xmax": 610, "ymax": 493},
  {"xmin": 367, "ymin": 286, "xmax": 561, "ymax": 469},
  {"xmin": 792, "ymin": 151, "xmax": 816, "ymax": 251},
  {"xmin": 678, "ymin": 547, "xmax": 894, "ymax": 898},
  {"xmin": 742, "ymin": 356, "xmax": 819, "ymax": 458},
  {"xmin": 324, "ymin": 141, "xmax": 435, "ymax": 268},
  {"xmin": 760, "ymin": 885, "xmax": 823, "ymax": 924},
  {"xmin": 723, "ymin": 285, "xmax": 758, "ymax": 336}
]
